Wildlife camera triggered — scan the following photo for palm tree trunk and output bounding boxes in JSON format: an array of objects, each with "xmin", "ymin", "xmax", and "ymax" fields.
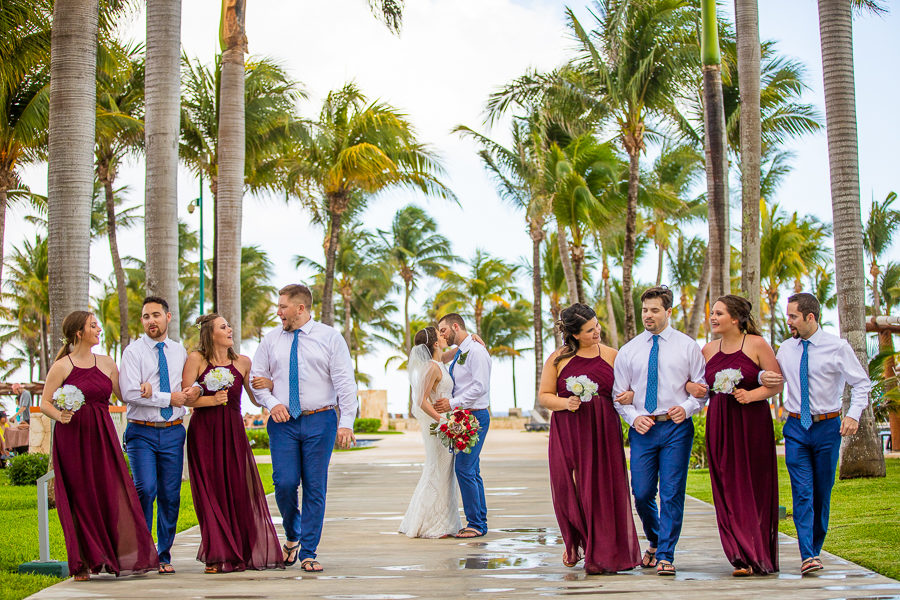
[
  {"xmin": 216, "ymin": 1, "xmax": 247, "ymax": 350},
  {"xmin": 735, "ymin": 0, "xmax": 762, "ymax": 322},
  {"xmin": 321, "ymin": 209, "xmax": 341, "ymax": 326},
  {"xmin": 767, "ymin": 287, "xmax": 778, "ymax": 349},
  {"xmin": 530, "ymin": 223, "xmax": 548, "ymax": 420},
  {"xmin": 39, "ymin": 318, "xmax": 49, "ymax": 380},
  {"xmin": 870, "ymin": 262, "xmax": 882, "ymax": 316},
  {"xmin": 550, "ymin": 299, "xmax": 562, "ymax": 348},
  {"xmin": 0, "ymin": 186, "xmax": 7, "ymax": 286},
  {"xmin": 687, "ymin": 252, "xmax": 711, "ymax": 339},
  {"xmin": 342, "ymin": 288, "xmax": 353, "ymax": 349},
  {"xmin": 817, "ymin": 0, "xmax": 885, "ymax": 478},
  {"xmin": 656, "ymin": 244, "xmax": 664, "ymax": 286},
  {"xmin": 100, "ymin": 169, "xmax": 131, "ymax": 351},
  {"xmin": 572, "ymin": 244, "xmax": 586, "ymax": 304},
  {"xmin": 144, "ymin": 0, "xmax": 182, "ymax": 340},
  {"xmin": 47, "ymin": 0, "xmax": 98, "ymax": 341},
  {"xmin": 403, "ymin": 281, "xmax": 412, "ymax": 354},
  {"xmin": 702, "ymin": 0, "xmax": 730, "ymax": 303},
  {"xmin": 511, "ymin": 354, "xmax": 518, "ymax": 409},
  {"xmin": 602, "ymin": 252, "xmax": 619, "ymax": 347},
  {"xmin": 622, "ymin": 148, "xmax": 640, "ymax": 341},
  {"xmin": 556, "ymin": 223, "xmax": 578, "ymax": 305}
]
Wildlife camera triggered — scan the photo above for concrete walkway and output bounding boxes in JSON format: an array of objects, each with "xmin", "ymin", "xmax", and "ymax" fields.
[{"xmin": 29, "ymin": 430, "xmax": 900, "ymax": 599}]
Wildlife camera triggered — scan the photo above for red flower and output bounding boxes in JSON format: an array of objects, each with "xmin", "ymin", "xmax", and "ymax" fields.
[
  {"xmin": 456, "ymin": 440, "xmax": 467, "ymax": 450},
  {"xmin": 440, "ymin": 423, "xmax": 448, "ymax": 432}
]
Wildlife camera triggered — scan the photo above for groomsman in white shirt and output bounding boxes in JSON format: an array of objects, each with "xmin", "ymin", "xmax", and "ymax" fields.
[
  {"xmin": 250, "ymin": 284, "xmax": 358, "ymax": 572},
  {"xmin": 612, "ymin": 286, "xmax": 707, "ymax": 576},
  {"xmin": 761, "ymin": 292, "xmax": 871, "ymax": 575},
  {"xmin": 119, "ymin": 296, "xmax": 199, "ymax": 575}
]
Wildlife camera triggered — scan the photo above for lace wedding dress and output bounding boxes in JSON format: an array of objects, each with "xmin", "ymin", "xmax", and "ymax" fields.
[{"xmin": 399, "ymin": 360, "xmax": 462, "ymax": 538}]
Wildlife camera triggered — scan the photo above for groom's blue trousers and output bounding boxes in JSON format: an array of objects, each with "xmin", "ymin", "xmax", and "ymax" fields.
[
  {"xmin": 628, "ymin": 418, "xmax": 693, "ymax": 564},
  {"xmin": 268, "ymin": 408, "xmax": 337, "ymax": 561},
  {"xmin": 455, "ymin": 408, "xmax": 490, "ymax": 534}
]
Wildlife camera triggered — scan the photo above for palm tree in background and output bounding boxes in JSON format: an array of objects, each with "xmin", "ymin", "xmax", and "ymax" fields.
[
  {"xmin": 541, "ymin": 233, "xmax": 568, "ymax": 349},
  {"xmin": 288, "ymin": 83, "xmax": 454, "ymax": 326},
  {"xmin": 667, "ymin": 234, "xmax": 707, "ymax": 330},
  {"xmin": 864, "ymin": 192, "xmax": 900, "ymax": 318},
  {"xmin": 4, "ymin": 235, "xmax": 49, "ymax": 378},
  {"xmin": 240, "ymin": 245, "xmax": 278, "ymax": 343},
  {"xmin": 480, "ymin": 298, "xmax": 532, "ymax": 409}
]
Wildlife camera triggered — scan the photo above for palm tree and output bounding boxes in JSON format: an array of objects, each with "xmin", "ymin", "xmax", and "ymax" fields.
[
  {"xmin": 817, "ymin": 0, "xmax": 885, "ymax": 478},
  {"xmin": 864, "ymin": 192, "xmax": 900, "ymax": 317},
  {"xmin": 376, "ymin": 205, "xmax": 454, "ymax": 356},
  {"xmin": 289, "ymin": 83, "xmax": 454, "ymax": 326},
  {"xmin": 701, "ymin": 0, "xmax": 730, "ymax": 302},
  {"xmin": 240, "ymin": 245, "xmax": 277, "ymax": 343},
  {"xmin": 144, "ymin": 0, "xmax": 182, "ymax": 340},
  {"xmin": 480, "ymin": 299, "xmax": 532, "ymax": 409},
  {"xmin": 4, "ymin": 235, "xmax": 50, "ymax": 378},
  {"xmin": 566, "ymin": 0, "xmax": 696, "ymax": 340},
  {"xmin": 668, "ymin": 234, "xmax": 707, "ymax": 331},
  {"xmin": 541, "ymin": 233, "xmax": 568, "ymax": 349},
  {"xmin": 434, "ymin": 249, "xmax": 519, "ymax": 338},
  {"xmin": 95, "ymin": 41, "xmax": 143, "ymax": 350}
]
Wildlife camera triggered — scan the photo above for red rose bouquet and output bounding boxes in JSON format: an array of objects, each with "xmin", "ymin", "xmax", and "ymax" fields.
[{"xmin": 429, "ymin": 408, "xmax": 481, "ymax": 454}]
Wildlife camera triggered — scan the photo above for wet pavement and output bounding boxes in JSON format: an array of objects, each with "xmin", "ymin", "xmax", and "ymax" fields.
[{"xmin": 28, "ymin": 430, "xmax": 900, "ymax": 599}]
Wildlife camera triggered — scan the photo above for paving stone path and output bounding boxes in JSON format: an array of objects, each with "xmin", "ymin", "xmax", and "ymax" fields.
[{"xmin": 29, "ymin": 430, "xmax": 900, "ymax": 600}]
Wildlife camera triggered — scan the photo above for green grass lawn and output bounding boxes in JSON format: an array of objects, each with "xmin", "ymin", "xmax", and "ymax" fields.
[
  {"xmin": 686, "ymin": 457, "xmax": 900, "ymax": 580},
  {"xmin": 0, "ymin": 464, "xmax": 274, "ymax": 600}
]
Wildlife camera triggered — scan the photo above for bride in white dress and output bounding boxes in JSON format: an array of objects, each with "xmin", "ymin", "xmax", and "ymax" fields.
[{"xmin": 399, "ymin": 326, "xmax": 462, "ymax": 538}]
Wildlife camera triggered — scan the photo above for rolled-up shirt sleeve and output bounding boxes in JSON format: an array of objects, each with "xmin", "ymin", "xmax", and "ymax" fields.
[
  {"xmin": 329, "ymin": 335, "xmax": 359, "ymax": 430},
  {"xmin": 612, "ymin": 350, "xmax": 638, "ymax": 426},
  {"xmin": 839, "ymin": 342, "xmax": 872, "ymax": 421},
  {"xmin": 679, "ymin": 342, "xmax": 708, "ymax": 417},
  {"xmin": 250, "ymin": 335, "xmax": 283, "ymax": 412},
  {"xmin": 119, "ymin": 345, "xmax": 170, "ymax": 408}
]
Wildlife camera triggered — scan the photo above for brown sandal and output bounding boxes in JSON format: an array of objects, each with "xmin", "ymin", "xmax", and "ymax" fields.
[
  {"xmin": 563, "ymin": 551, "xmax": 577, "ymax": 568},
  {"xmin": 158, "ymin": 562, "xmax": 175, "ymax": 575},
  {"xmin": 300, "ymin": 558, "xmax": 323, "ymax": 572},
  {"xmin": 657, "ymin": 561, "xmax": 676, "ymax": 576},
  {"xmin": 732, "ymin": 566, "xmax": 752, "ymax": 577},
  {"xmin": 73, "ymin": 571, "xmax": 90, "ymax": 581},
  {"xmin": 641, "ymin": 549, "xmax": 658, "ymax": 568},
  {"xmin": 204, "ymin": 564, "xmax": 222, "ymax": 574}
]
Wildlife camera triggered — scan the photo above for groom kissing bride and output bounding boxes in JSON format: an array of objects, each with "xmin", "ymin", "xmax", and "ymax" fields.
[{"xmin": 399, "ymin": 313, "xmax": 492, "ymax": 540}]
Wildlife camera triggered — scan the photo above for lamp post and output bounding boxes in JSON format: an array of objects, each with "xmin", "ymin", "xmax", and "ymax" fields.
[{"xmin": 187, "ymin": 174, "xmax": 204, "ymax": 316}]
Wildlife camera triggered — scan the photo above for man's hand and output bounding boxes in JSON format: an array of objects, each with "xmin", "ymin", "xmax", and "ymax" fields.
[
  {"xmin": 213, "ymin": 390, "xmax": 228, "ymax": 406},
  {"xmin": 667, "ymin": 406, "xmax": 687, "ymax": 424},
  {"xmin": 686, "ymin": 381, "xmax": 708, "ymax": 399},
  {"xmin": 567, "ymin": 396, "xmax": 581, "ymax": 412},
  {"xmin": 759, "ymin": 370, "xmax": 784, "ymax": 388},
  {"xmin": 183, "ymin": 386, "xmax": 202, "ymax": 403},
  {"xmin": 140, "ymin": 382, "xmax": 153, "ymax": 398},
  {"xmin": 336, "ymin": 427, "xmax": 356, "ymax": 449},
  {"xmin": 733, "ymin": 388, "xmax": 752, "ymax": 404},
  {"xmin": 169, "ymin": 391, "xmax": 187, "ymax": 407},
  {"xmin": 840, "ymin": 416, "xmax": 859, "ymax": 436},
  {"xmin": 58, "ymin": 409, "xmax": 73, "ymax": 424},
  {"xmin": 251, "ymin": 376, "xmax": 274, "ymax": 390},
  {"xmin": 633, "ymin": 415, "xmax": 655, "ymax": 434},
  {"xmin": 433, "ymin": 398, "xmax": 451, "ymax": 413},
  {"xmin": 615, "ymin": 390, "xmax": 635, "ymax": 405},
  {"xmin": 270, "ymin": 404, "xmax": 290, "ymax": 423}
]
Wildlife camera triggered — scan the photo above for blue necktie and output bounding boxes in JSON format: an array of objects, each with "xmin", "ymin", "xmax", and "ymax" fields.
[
  {"xmin": 448, "ymin": 349, "xmax": 462, "ymax": 382},
  {"xmin": 288, "ymin": 329, "xmax": 301, "ymax": 419},
  {"xmin": 645, "ymin": 334, "xmax": 660, "ymax": 414},
  {"xmin": 800, "ymin": 339, "xmax": 812, "ymax": 430},
  {"xmin": 157, "ymin": 342, "xmax": 173, "ymax": 420}
]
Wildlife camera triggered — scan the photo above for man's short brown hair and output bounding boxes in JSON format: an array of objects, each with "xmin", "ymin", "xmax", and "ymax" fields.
[
  {"xmin": 787, "ymin": 292, "xmax": 820, "ymax": 323},
  {"xmin": 640, "ymin": 286, "xmax": 674, "ymax": 310},
  {"xmin": 438, "ymin": 312, "xmax": 467, "ymax": 331},
  {"xmin": 279, "ymin": 284, "xmax": 313, "ymax": 307}
]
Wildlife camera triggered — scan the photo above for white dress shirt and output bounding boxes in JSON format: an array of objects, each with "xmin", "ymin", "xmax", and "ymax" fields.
[
  {"xmin": 250, "ymin": 319, "xmax": 358, "ymax": 430},
  {"xmin": 448, "ymin": 334, "xmax": 492, "ymax": 410},
  {"xmin": 612, "ymin": 325, "xmax": 707, "ymax": 426},
  {"xmin": 776, "ymin": 327, "xmax": 871, "ymax": 422},
  {"xmin": 119, "ymin": 335, "xmax": 188, "ymax": 422}
]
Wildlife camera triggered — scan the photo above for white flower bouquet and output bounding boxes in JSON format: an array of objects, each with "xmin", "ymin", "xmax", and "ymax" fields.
[
  {"xmin": 203, "ymin": 367, "xmax": 235, "ymax": 392},
  {"xmin": 712, "ymin": 368, "xmax": 743, "ymax": 394},
  {"xmin": 52, "ymin": 384, "xmax": 85, "ymax": 412},
  {"xmin": 565, "ymin": 375, "xmax": 599, "ymax": 403}
]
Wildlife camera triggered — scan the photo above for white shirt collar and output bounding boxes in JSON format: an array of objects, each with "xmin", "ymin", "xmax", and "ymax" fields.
[
  {"xmin": 142, "ymin": 334, "xmax": 170, "ymax": 349},
  {"xmin": 798, "ymin": 326, "xmax": 824, "ymax": 347}
]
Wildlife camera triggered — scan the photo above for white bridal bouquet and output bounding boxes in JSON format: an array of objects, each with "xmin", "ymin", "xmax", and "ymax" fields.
[
  {"xmin": 712, "ymin": 368, "xmax": 743, "ymax": 394},
  {"xmin": 203, "ymin": 367, "xmax": 235, "ymax": 392},
  {"xmin": 52, "ymin": 384, "xmax": 85, "ymax": 412},
  {"xmin": 565, "ymin": 375, "xmax": 599, "ymax": 403}
]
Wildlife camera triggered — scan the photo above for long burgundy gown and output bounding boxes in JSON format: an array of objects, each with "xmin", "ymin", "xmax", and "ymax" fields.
[
  {"xmin": 550, "ymin": 353, "xmax": 642, "ymax": 574},
  {"xmin": 188, "ymin": 362, "xmax": 283, "ymax": 571},
  {"xmin": 705, "ymin": 341, "xmax": 779, "ymax": 573},
  {"xmin": 52, "ymin": 358, "xmax": 158, "ymax": 576}
]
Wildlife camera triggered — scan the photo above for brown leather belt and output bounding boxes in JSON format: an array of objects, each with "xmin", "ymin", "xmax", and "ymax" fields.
[
  {"xmin": 301, "ymin": 406, "xmax": 335, "ymax": 417},
  {"xmin": 788, "ymin": 411, "xmax": 841, "ymax": 422},
  {"xmin": 649, "ymin": 414, "xmax": 673, "ymax": 422},
  {"xmin": 128, "ymin": 418, "xmax": 183, "ymax": 428}
]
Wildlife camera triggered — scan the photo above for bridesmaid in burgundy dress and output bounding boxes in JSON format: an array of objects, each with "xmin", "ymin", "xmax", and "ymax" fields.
[
  {"xmin": 690, "ymin": 295, "xmax": 784, "ymax": 576},
  {"xmin": 539, "ymin": 303, "xmax": 641, "ymax": 574},
  {"xmin": 40, "ymin": 311, "xmax": 158, "ymax": 580},
  {"xmin": 181, "ymin": 314, "xmax": 283, "ymax": 573}
]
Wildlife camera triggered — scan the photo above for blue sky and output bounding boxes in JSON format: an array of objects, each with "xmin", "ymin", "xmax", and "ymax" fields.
[{"xmin": 4, "ymin": 0, "xmax": 898, "ymax": 416}]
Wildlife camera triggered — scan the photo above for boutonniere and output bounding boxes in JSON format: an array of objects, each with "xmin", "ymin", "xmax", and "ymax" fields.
[{"xmin": 457, "ymin": 350, "xmax": 470, "ymax": 366}]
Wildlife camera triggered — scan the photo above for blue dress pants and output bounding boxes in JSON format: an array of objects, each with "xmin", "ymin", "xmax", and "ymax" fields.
[
  {"xmin": 124, "ymin": 422, "xmax": 186, "ymax": 565},
  {"xmin": 783, "ymin": 416, "xmax": 841, "ymax": 561},
  {"xmin": 628, "ymin": 418, "xmax": 694, "ymax": 563},
  {"xmin": 455, "ymin": 408, "xmax": 490, "ymax": 534},
  {"xmin": 268, "ymin": 409, "xmax": 337, "ymax": 561}
]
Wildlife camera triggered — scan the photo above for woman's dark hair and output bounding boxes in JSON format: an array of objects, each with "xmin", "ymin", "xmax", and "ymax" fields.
[
  {"xmin": 195, "ymin": 314, "xmax": 239, "ymax": 362},
  {"xmin": 55, "ymin": 311, "xmax": 94, "ymax": 361},
  {"xmin": 553, "ymin": 303, "xmax": 597, "ymax": 367},
  {"xmin": 715, "ymin": 295, "xmax": 762, "ymax": 336},
  {"xmin": 413, "ymin": 326, "xmax": 439, "ymax": 351}
]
